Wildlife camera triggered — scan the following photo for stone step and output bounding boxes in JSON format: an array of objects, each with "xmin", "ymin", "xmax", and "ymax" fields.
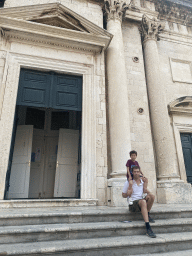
[
  {"xmin": 0, "ymin": 232, "xmax": 192, "ymax": 255},
  {"xmin": 0, "ymin": 205, "xmax": 192, "ymax": 226},
  {"xmin": 134, "ymin": 250, "xmax": 192, "ymax": 256},
  {"xmin": 0, "ymin": 199, "xmax": 97, "ymax": 208},
  {"xmin": 0, "ymin": 218, "xmax": 192, "ymax": 244}
]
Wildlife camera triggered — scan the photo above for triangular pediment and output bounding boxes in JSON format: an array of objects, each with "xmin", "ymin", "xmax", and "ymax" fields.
[
  {"xmin": 29, "ymin": 7, "xmax": 90, "ymax": 33},
  {"xmin": 0, "ymin": 3, "xmax": 112, "ymax": 53},
  {"xmin": 0, "ymin": 2, "xmax": 107, "ymax": 36}
]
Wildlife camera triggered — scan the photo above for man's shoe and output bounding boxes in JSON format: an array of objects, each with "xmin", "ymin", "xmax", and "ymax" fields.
[
  {"xmin": 146, "ymin": 228, "xmax": 156, "ymax": 238},
  {"xmin": 148, "ymin": 215, "xmax": 155, "ymax": 223}
]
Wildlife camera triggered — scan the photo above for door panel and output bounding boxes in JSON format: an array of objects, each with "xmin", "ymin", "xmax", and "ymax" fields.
[
  {"xmin": 28, "ymin": 129, "xmax": 44, "ymax": 199},
  {"xmin": 17, "ymin": 69, "xmax": 82, "ymax": 111},
  {"xmin": 43, "ymin": 136, "xmax": 58, "ymax": 198},
  {"xmin": 54, "ymin": 129, "xmax": 79, "ymax": 198},
  {"xmin": 52, "ymin": 74, "xmax": 82, "ymax": 111},
  {"xmin": 8, "ymin": 125, "xmax": 33, "ymax": 199},
  {"xmin": 181, "ymin": 133, "xmax": 192, "ymax": 183},
  {"xmin": 17, "ymin": 69, "xmax": 51, "ymax": 108}
]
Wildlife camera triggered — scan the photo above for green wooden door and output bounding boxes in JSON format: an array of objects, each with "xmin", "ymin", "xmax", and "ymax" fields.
[
  {"xmin": 17, "ymin": 69, "xmax": 51, "ymax": 108},
  {"xmin": 180, "ymin": 133, "xmax": 192, "ymax": 184},
  {"xmin": 17, "ymin": 69, "xmax": 82, "ymax": 111},
  {"xmin": 52, "ymin": 74, "xmax": 82, "ymax": 111}
]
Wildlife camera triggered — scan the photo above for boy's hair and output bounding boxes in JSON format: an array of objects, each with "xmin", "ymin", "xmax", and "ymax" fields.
[
  {"xmin": 132, "ymin": 165, "xmax": 140, "ymax": 170},
  {"xmin": 129, "ymin": 150, "xmax": 137, "ymax": 156}
]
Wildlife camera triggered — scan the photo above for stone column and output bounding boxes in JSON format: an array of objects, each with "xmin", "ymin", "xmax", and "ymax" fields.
[
  {"xmin": 104, "ymin": 1, "xmax": 131, "ymax": 206},
  {"xmin": 141, "ymin": 15, "xmax": 188, "ymax": 203}
]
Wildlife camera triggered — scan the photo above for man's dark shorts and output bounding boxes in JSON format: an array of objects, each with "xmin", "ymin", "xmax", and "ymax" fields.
[{"xmin": 129, "ymin": 199, "xmax": 141, "ymax": 212}]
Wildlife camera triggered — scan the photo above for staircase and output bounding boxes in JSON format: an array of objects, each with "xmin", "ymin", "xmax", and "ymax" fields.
[{"xmin": 0, "ymin": 201, "xmax": 192, "ymax": 255}]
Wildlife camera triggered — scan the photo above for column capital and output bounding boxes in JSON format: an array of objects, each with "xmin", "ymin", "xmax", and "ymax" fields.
[
  {"xmin": 140, "ymin": 15, "xmax": 165, "ymax": 42},
  {"xmin": 103, "ymin": 0, "xmax": 128, "ymax": 23}
]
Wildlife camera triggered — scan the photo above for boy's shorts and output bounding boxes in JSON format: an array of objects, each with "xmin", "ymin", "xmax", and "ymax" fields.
[{"xmin": 129, "ymin": 200, "xmax": 141, "ymax": 212}]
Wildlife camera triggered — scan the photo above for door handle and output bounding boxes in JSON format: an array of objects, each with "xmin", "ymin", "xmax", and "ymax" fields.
[
  {"xmin": 56, "ymin": 161, "xmax": 59, "ymax": 168},
  {"xmin": 28, "ymin": 160, "xmax": 31, "ymax": 167}
]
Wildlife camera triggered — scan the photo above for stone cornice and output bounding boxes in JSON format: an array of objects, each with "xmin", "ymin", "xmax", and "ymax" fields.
[
  {"xmin": 140, "ymin": 15, "xmax": 165, "ymax": 42},
  {"xmin": 0, "ymin": 16, "xmax": 112, "ymax": 53},
  {"xmin": 124, "ymin": 0, "xmax": 192, "ymax": 26},
  {"xmin": 159, "ymin": 29, "xmax": 192, "ymax": 47},
  {"xmin": 125, "ymin": 7, "xmax": 158, "ymax": 22},
  {"xmin": 152, "ymin": 0, "xmax": 192, "ymax": 25},
  {"xmin": 103, "ymin": 0, "xmax": 128, "ymax": 22}
]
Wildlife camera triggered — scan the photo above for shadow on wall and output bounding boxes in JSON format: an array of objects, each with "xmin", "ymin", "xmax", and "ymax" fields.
[{"xmin": 0, "ymin": 0, "xmax": 5, "ymax": 7}]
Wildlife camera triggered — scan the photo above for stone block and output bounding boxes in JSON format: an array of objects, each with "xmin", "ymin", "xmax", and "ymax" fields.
[
  {"xmin": 96, "ymin": 166, "xmax": 103, "ymax": 177},
  {"xmin": 157, "ymin": 181, "xmax": 192, "ymax": 204},
  {"xmin": 97, "ymin": 177, "xmax": 106, "ymax": 189},
  {"xmin": 107, "ymin": 178, "xmax": 128, "ymax": 207}
]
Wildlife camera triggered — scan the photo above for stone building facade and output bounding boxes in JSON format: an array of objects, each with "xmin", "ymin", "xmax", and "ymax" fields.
[{"xmin": 0, "ymin": 0, "xmax": 192, "ymax": 207}]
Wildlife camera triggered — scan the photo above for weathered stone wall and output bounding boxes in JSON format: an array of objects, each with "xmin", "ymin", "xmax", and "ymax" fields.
[
  {"xmin": 158, "ymin": 22, "xmax": 192, "ymax": 105},
  {"xmin": 94, "ymin": 52, "xmax": 108, "ymax": 205},
  {"xmin": 157, "ymin": 21, "xmax": 192, "ymax": 184},
  {"xmin": 122, "ymin": 20, "xmax": 157, "ymax": 196}
]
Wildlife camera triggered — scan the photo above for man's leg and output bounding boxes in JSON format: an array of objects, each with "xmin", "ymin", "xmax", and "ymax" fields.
[
  {"xmin": 138, "ymin": 199, "xmax": 156, "ymax": 238},
  {"xmin": 138, "ymin": 199, "xmax": 149, "ymax": 222},
  {"xmin": 146, "ymin": 193, "xmax": 155, "ymax": 212},
  {"xmin": 145, "ymin": 193, "xmax": 155, "ymax": 223}
]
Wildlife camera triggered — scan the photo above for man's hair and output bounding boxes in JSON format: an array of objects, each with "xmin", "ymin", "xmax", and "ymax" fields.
[
  {"xmin": 132, "ymin": 165, "xmax": 140, "ymax": 171},
  {"xmin": 129, "ymin": 150, "xmax": 137, "ymax": 156}
]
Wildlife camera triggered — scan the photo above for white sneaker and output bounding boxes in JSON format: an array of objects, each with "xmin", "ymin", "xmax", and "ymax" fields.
[{"xmin": 129, "ymin": 197, "xmax": 133, "ymax": 205}]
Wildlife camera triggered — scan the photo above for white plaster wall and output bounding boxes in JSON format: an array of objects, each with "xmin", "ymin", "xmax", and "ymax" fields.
[
  {"xmin": 122, "ymin": 20, "xmax": 157, "ymax": 196},
  {"xmin": 4, "ymin": 0, "xmax": 103, "ymax": 27}
]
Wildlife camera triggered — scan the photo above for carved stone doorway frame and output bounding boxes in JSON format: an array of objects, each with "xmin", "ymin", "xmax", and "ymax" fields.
[
  {"xmin": 0, "ymin": 52, "xmax": 96, "ymax": 200},
  {"xmin": 169, "ymin": 97, "xmax": 192, "ymax": 183}
]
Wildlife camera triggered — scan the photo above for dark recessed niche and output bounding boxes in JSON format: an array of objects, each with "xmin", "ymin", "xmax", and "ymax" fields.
[
  {"xmin": 51, "ymin": 111, "xmax": 69, "ymax": 130},
  {"xmin": 138, "ymin": 108, "xmax": 144, "ymax": 114},
  {"xmin": 0, "ymin": 0, "xmax": 5, "ymax": 7},
  {"xmin": 133, "ymin": 57, "xmax": 139, "ymax": 63},
  {"xmin": 25, "ymin": 108, "xmax": 45, "ymax": 129}
]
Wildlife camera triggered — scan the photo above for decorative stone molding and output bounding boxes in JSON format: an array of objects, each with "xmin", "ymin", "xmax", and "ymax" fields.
[
  {"xmin": 140, "ymin": 15, "xmax": 165, "ymax": 42},
  {"xmin": 0, "ymin": 52, "xmax": 97, "ymax": 200},
  {"xmin": 103, "ymin": 0, "xmax": 129, "ymax": 22},
  {"xmin": 168, "ymin": 96, "xmax": 192, "ymax": 116},
  {"xmin": 152, "ymin": 0, "xmax": 192, "ymax": 25},
  {"xmin": 0, "ymin": 3, "xmax": 113, "ymax": 53}
]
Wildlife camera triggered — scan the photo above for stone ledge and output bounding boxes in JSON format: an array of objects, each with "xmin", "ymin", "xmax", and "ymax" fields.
[{"xmin": 0, "ymin": 199, "xmax": 98, "ymax": 208}]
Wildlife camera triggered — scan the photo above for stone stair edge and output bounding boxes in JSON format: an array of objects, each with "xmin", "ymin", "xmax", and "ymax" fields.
[
  {"xmin": 0, "ymin": 206, "xmax": 191, "ymax": 218},
  {"xmin": 0, "ymin": 199, "xmax": 98, "ymax": 208},
  {"xmin": 0, "ymin": 218, "xmax": 192, "ymax": 235},
  {"xmin": 133, "ymin": 250, "xmax": 192, "ymax": 256},
  {"xmin": 0, "ymin": 232, "xmax": 192, "ymax": 255}
]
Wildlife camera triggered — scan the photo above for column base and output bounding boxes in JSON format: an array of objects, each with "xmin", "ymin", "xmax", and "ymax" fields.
[
  {"xmin": 107, "ymin": 178, "xmax": 128, "ymax": 207},
  {"xmin": 157, "ymin": 180, "xmax": 192, "ymax": 204}
]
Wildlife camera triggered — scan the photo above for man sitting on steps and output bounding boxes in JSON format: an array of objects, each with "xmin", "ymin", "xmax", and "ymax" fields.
[{"xmin": 122, "ymin": 165, "xmax": 156, "ymax": 238}]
